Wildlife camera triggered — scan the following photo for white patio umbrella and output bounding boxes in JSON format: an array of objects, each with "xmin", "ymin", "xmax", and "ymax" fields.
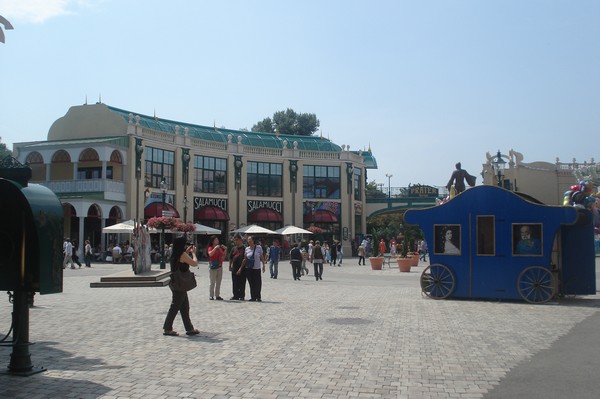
[
  {"xmin": 102, "ymin": 219, "xmax": 136, "ymax": 234},
  {"xmin": 193, "ymin": 223, "xmax": 221, "ymax": 235},
  {"xmin": 231, "ymin": 224, "xmax": 277, "ymax": 235},
  {"xmin": 274, "ymin": 225, "xmax": 313, "ymax": 235},
  {"xmin": 104, "ymin": 219, "xmax": 160, "ymax": 234}
]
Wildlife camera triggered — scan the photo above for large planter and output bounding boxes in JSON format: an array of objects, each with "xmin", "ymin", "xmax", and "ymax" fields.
[
  {"xmin": 410, "ymin": 254, "xmax": 420, "ymax": 267},
  {"xmin": 369, "ymin": 257, "xmax": 384, "ymax": 270},
  {"xmin": 397, "ymin": 257, "xmax": 412, "ymax": 272}
]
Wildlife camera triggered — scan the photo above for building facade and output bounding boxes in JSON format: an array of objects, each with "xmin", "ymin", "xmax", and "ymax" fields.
[
  {"xmin": 481, "ymin": 149, "xmax": 594, "ymax": 205},
  {"xmin": 13, "ymin": 103, "xmax": 377, "ymax": 255}
]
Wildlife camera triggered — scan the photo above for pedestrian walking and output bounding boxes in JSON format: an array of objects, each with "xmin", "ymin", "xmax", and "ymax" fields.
[
  {"xmin": 419, "ymin": 240, "xmax": 428, "ymax": 262},
  {"xmin": 63, "ymin": 238, "xmax": 75, "ymax": 269},
  {"xmin": 84, "ymin": 239, "xmax": 93, "ymax": 267},
  {"xmin": 357, "ymin": 243, "xmax": 366, "ymax": 265},
  {"xmin": 336, "ymin": 241, "xmax": 343, "ymax": 265},
  {"xmin": 72, "ymin": 239, "xmax": 82, "ymax": 268},
  {"xmin": 162, "ymin": 236, "xmax": 200, "ymax": 337},
  {"xmin": 330, "ymin": 241, "xmax": 337, "ymax": 266},
  {"xmin": 310, "ymin": 240, "xmax": 324, "ymax": 280},
  {"xmin": 268, "ymin": 240, "xmax": 281, "ymax": 279},
  {"xmin": 300, "ymin": 246, "xmax": 309, "ymax": 276},
  {"xmin": 289, "ymin": 242, "xmax": 303, "ymax": 280}
]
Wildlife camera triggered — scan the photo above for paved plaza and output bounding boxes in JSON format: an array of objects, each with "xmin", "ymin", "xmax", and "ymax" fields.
[{"xmin": 1, "ymin": 258, "xmax": 600, "ymax": 398}]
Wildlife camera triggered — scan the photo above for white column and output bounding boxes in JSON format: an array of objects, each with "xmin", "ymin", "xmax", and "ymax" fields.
[
  {"xmin": 78, "ymin": 217, "xmax": 85, "ymax": 259},
  {"xmin": 102, "ymin": 161, "xmax": 107, "ymax": 179},
  {"xmin": 101, "ymin": 218, "xmax": 106, "ymax": 253}
]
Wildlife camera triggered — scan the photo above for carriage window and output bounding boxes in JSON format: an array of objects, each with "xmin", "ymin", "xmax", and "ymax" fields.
[
  {"xmin": 512, "ymin": 223, "xmax": 543, "ymax": 256},
  {"xmin": 433, "ymin": 224, "xmax": 461, "ymax": 255},
  {"xmin": 477, "ymin": 216, "xmax": 495, "ymax": 256}
]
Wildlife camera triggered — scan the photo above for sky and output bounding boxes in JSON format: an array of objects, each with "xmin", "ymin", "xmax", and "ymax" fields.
[{"xmin": 1, "ymin": 0, "xmax": 599, "ymax": 188}]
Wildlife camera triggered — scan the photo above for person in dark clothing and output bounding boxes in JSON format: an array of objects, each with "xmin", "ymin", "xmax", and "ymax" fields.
[
  {"xmin": 310, "ymin": 240, "xmax": 324, "ymax": 280},
  {"xmin": 162, "ymin": 236, "xmax": 200, "ymax": 336},
  {"xmin": 228, "ymin": 234, "xmax": 246, "ymax": 300},
  {"xmin": 289, "ymin": 242, "xmax": 303, "ymax": 280},
  {"xmin": 330, "ymin": 241, "xmax": 337, "ymax": 266},
  {"xmin": 72, "ymin": 240, "xmax": 83, "ymax": 268}
]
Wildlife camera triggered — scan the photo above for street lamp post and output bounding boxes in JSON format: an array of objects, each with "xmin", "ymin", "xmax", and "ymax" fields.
[
  {"xmin": 289, "ymin": 160, "xmax": 298, "ymax": 226},
  {"xmin": 234, "ymin": 156, "xmax": 243, "ymax": 229},
  {"xmin": 159, "ymin": 177, "xmax": 168, "ymax": 269},
  {"xmin": 182, "ymin": 149, "xmax": 190, "ymax": 223},
  {"xmin": 385, "ymin": 173, "xmax": 393, "ymax": 198},
  {"xmin": 492, "ymin": 150, "xmax": 506, "ymax": 187},
  {"xmin": 183, "ymin": 196, "xmax": 189, "ymax": 223}
]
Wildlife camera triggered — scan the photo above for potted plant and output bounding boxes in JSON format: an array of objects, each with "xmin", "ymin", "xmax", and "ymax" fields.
[
  {"xmin": 369, "ymin": 255, "xmax": 384, "ymax": 270},
  {"xmin": 396, "ymin": 238, "xmax": 412, "ymax": 272}
]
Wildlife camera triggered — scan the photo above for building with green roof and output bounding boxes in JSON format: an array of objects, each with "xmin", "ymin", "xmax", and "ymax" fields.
[{"xmin": 14, "ymin": 103, "xmax": 377, "ymax": 255}]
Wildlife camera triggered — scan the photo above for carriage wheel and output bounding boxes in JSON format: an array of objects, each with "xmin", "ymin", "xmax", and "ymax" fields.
[
  {"xmin": 420, "ymin": 264, "xmax": 455, "ymax": 299},
  {"xmin": 517, "ymin": 266, "xmax": 554, "ymax": 304}
]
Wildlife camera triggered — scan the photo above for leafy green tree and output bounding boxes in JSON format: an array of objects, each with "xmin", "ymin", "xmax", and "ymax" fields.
[
  {"xmin": 365, "ymin": 179, "xmax": 386, "ymax": 199},
  {"xmin": 252, "ymin": 117, "xmax": 275, "ymax": 133},
  {"xmin": 0, "ymin": 137, "xmax": 11, "ymax": 158},
  {"xmin": 252, "ymin": 108, "xmax": 319, "ymax": 136}
]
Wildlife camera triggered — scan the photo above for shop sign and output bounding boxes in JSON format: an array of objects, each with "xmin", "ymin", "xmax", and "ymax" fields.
[
  {"xmin": 194, "ymin": 197, "xmax": 227, "ymax": 211},
  {"xmin": 247, "ymin": 200, "xmax": 283, "ymax": 213},
  {"xmin": 409, "ymin": 185, "xmax": 439, "ymax": 198}
]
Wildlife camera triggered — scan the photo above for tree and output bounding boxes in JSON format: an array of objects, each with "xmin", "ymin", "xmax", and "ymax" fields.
[
  {"xmin": 252, "ymin": 117, "xmax": 275, "ymax": 133},
  {"xmin": 252, "ymin": 108, "xmax": 319, "ymax": 136},
  {"xmin": 0, "ymin": 137, "xmax": 11, "ymax": 159}
]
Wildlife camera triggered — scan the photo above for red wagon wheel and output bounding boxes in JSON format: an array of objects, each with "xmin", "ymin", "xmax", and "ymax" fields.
[
  {"xmin": 517, "ymin": 266, "xmax": 555, "ymax": 304},
  {"xmin": 420, "ymin": 264, "xmax": 455, "ymax": 299}
]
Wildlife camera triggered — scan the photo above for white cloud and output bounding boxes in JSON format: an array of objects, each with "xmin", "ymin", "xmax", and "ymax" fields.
[{"xmin": 0, "ymin": 0, "xmax": 96, "ymax": 24}]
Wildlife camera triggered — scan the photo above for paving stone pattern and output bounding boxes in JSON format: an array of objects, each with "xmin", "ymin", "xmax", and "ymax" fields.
[{"xmin": 1, "ymin": 259, "xmax": 599, "ymax": 398}]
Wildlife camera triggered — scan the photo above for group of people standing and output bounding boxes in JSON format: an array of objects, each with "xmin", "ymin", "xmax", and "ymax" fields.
[
  {"xmin": 205, "ymin": 234, "xmax": 272, "ymax": 303},
  {"xmin": 162, "ymin": 234, "xmax": 350, "ymax": 336}
]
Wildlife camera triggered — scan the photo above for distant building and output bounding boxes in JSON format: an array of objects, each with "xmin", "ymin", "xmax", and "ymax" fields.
[
  {"xmin": 13, "ymin": 103, "xmax": 377, "ymax": 254},
  {"xmin": 481, "ymin": 149, "xmax": 594, "ymax": 205}
]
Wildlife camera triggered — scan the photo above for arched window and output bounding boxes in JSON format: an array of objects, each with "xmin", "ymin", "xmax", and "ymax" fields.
[
  {"xmin": 25, "ymin": 151, "xmax": 43, "ymax": 164},
  {"xmin": 87, "ymin": 204, "xmax": 101, "ymax": 218},
  {"xmin": 110, "ymin": 150, "xmax": 123, "ymax": 164},
  {"xmin": 52, "ymin": 150, "xmax": 71, "ymax": 163},
  {"xmin": 79, "ymin": 148, "xmax": 99, "ymax": 162},
  {"xmin": 77, "ymin": 148, "xmax": 104, "ymax": 180}
]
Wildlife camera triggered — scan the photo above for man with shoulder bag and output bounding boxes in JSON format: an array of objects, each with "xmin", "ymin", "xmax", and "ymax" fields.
[{"xmin": 229, "ymin": 234, "xmax": 246, "ymax": 300}]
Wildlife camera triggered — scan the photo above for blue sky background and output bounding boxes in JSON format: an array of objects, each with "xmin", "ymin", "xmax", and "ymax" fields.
[{"xmin": 1, "ymin": 0, "xmax": 599, "ymax": 187}]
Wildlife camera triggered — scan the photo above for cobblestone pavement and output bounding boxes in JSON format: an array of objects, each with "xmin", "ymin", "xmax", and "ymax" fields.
[{"xmin": 1, "ymin": 258, "xmax": 599, "ymax": 398}]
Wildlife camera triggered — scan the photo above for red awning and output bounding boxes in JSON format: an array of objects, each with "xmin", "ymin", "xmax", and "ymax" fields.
[
  {"xmin": 248, "ymin": 209, "xmax": 283, "ymax": 223},
  {"xmin": 195, "ymin": 206, "xmax": 230, "ymax": 221},
  {"xmin": 304, "ymin": 209, "xmax": 338, "ymax": 223},
  {"xmin": 144, "ymin": 202, "xmax": 180, "ymax": 219}
]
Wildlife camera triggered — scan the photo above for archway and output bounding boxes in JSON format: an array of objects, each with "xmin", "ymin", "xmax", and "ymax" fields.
[
  {"xmin": 63, "ymin": 203, "xmax": 78, "ymax": 240},
  {"xmin": 85, "ymin": 204, "xmax": 102, "ymax": 250}
]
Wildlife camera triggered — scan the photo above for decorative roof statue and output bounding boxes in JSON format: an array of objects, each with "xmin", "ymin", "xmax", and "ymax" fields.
[{"xmin": 446, "ymin": 162, "xmax": 476, "ymax": 195}]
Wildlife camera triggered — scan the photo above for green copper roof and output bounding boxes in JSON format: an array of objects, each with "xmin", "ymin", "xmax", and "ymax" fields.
[
  {"xmin": 107, "ymin": 106, "xmax": 343, "ymax": 152},
  {"xmin": 356, "ymin": 151, "xmax": 378, "ymax": 169}
]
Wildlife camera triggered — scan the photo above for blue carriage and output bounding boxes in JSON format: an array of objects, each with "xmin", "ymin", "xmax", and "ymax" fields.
[{"xmin": 404, "ymin": 185, "xmax": 596, "ymax": 303}]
